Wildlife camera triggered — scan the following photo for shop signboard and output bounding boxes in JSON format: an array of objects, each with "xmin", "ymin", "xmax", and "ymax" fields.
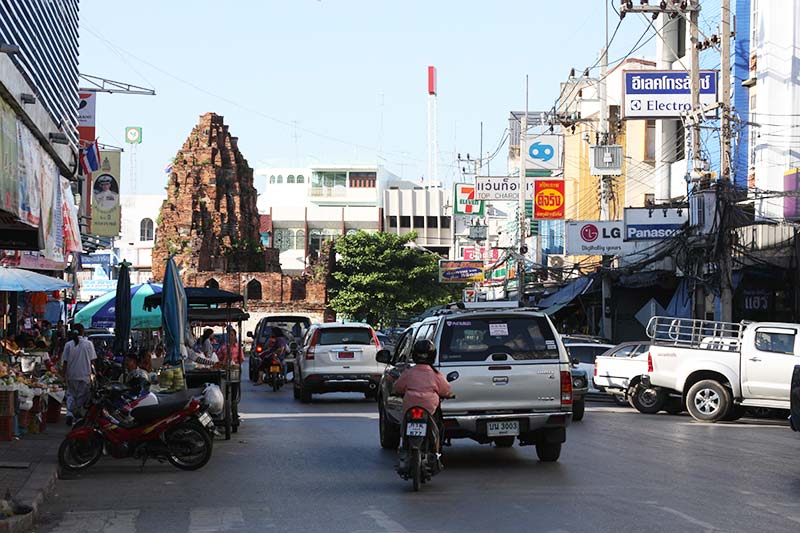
[
  {"xmin": 453, "ymin": 183, "xmax": 484, "ymax": 215},
  {"xmin": 90, "ymin": 150, "xmax": 121, "ymax": 236},
  {"xmin": 533, "ymin": 180, "xmax": 565, "ymax": 219},
  {"xmin": 81, "ymin": 279, "xmax": 117, "ymax": 299},
  {"xmin": 78, "ymin": 92, "xmax": 96, "ymax": 144},
  {"xmin": 525, "ymin": 134, "xmax": 563, "ymax": 170},
  {"xmin": 623, "ymin": 70, "xmax": 718, "ymax": 119},
  {"xmin": 623, "ymin": 207, "xmax": 687, "ymax": 241},
  {"xmin": 565, "ymin": 221, "xmax": 636, "ymax": 256},
  {"xmin": 462, "ymin": 247, "xmax": 501, "ymax": 262},
  {"xmin": 475, "ymin": 176, "xmax": 535, "ymax": 201},
  {"xmin": 438, "ymin": 260, "xmax": 484, "ymax": 283},
  {"xmin": 463, "ymin": 288, "xmax": 477, "ymax": 303}
]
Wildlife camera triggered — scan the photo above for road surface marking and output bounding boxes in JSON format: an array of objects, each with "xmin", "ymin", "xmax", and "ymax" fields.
[
  {"xmin": 240, "ymin": 412, "xmax": 379, "ymax": 420},
  {"xmin": 363, "ymin": 507, "xmax": 410, "ymax": 533},
  {"xmin": 648, "ymin": 504, "xmax": 719, "ymax": 531},
  {"xmin": 746, "ymin": 501, "xmax": 800, "ymax": 525},
  {"xmin": 189, "ymin": 506, "xmax": 245, "ymax": 532},
  {"xmin": 51, "ymin": 510, "xmax": 138, "ymax": 532}
]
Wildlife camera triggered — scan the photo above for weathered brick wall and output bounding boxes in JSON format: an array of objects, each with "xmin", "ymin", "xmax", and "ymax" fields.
[{"xmin": 186, "ymin": 272, "xmax": 327, "ymax": 306}]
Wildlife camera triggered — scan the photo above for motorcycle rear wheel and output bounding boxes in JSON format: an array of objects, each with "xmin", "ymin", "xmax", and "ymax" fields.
[
  {"xmin": 166, "ymin": 421, "xmax": 213, "ymax": 471},
  {"xmin": 58, "ymin": 435, "xmax": 102, "ymax": 472},
  {"xmin": 411, "ymin": 449, "xmax": 422, "ymax": 492}
]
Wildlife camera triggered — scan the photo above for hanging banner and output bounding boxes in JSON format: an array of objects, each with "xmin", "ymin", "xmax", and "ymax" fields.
[
  {"xmin": 78, "ymin": 92, "xmax": 96, "ymax": 145},
  {"xmin": 453, "ymin": 183, "xmax": 484, "ymax": 215},
  {"xmin": 533, "ymin": 180, "xmax": 565, "ymax": 220},
  {"xmin": 90, "ymin": 150, "xmax": 121, "ymax": 236},
  {"xmin": 0, "ymin": 100, "xmax": 19, "ymax": 216},
  {"xmin": 438, "ymin": 260, "xmax": 485, "ymax": 283},
  {"xmin": 61, "ymin": 177, "xmax": 82, "ymax": 253}
]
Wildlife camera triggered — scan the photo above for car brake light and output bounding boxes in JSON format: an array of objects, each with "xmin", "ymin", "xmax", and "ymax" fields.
[
  {"xmin": 409, "ymin": 407, "xmax": 426, "ymax": 420},
  {"xmin": 647, "ymin": 352, "xmax": 653, "ymax": 373},
  {"xmin": 256, "ymin": 345, "xmax": 263, "ymax": 353},
  {"xmin": 306, "ymin": 330, "xmax": 320, "ymax": 360},
  {"xmin": 371, "ymin": 330, "xmax": 381, "ymax": 348},
  {"xmin": 593, "ymin": 364, "xmax": 597, "ymax": 377},
  {"xmin": 560, "ymin": 370, "xmax": 572, "ymax": 405}
]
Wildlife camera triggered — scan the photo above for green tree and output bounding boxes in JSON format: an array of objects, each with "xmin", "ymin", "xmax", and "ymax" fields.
[{"xmin": 329, "ymin": 231, "xmax": 460, "ymax": 327}]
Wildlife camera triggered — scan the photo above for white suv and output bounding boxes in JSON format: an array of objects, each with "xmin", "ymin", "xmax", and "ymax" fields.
[
  {"xmin": 294, "ymin": 322, "xmax": 385, "ymax": 402},
  {"xmin": 377, "ymin": 305, "xmax": 573, "ymax": 461}
]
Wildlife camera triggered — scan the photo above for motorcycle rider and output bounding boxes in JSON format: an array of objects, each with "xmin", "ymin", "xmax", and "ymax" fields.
[
  {"xmin": 256, "ymin": 327, "xmax": 288, "ymax": 385},
  {"xmin": 393, "ymin": 341, "xmax": 453, "ymax": 468}
]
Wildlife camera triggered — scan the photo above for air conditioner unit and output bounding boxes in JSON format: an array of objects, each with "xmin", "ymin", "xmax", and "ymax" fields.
[
  {"xmin": 590, "ymin": 145, "xmax": 623, "ymax": 176},
  {"xmin": 547, "ymin": 254, "xmax": 566, "ymax": 269}
]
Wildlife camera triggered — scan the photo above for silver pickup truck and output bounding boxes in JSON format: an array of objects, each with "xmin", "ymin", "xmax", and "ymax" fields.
[{"xmin": 377, "ymin": 303, "xmax": 573, "ymax": 461}]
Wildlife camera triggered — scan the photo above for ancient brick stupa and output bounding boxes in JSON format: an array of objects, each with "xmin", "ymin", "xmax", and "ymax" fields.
[{"xmin": 152, "ymin": 113, "xmax": 265, "ymax": 280}]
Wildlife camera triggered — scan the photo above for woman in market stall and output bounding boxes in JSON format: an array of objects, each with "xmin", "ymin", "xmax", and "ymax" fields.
[{"xmin": 217, "ymin": 326, "xmax": 245, "ymax": 365}]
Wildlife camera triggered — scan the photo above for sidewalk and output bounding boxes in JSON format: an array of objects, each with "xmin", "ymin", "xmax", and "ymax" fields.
[{"xmin": 0, "ymin": 420, "xmax": 67, "ymax": 533}]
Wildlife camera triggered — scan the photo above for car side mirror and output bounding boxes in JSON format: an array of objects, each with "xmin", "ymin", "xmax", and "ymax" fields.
[
  {"xmin": 376, "ymin": 349, "xmax": 392, "ymax": 365},
  {"xmin": 246, "ymin": 331, "xmax": 253, "ymax": 338},
  {"xmin": 572, "ymin": 357, "xmax": 580, "ymax": 367}
]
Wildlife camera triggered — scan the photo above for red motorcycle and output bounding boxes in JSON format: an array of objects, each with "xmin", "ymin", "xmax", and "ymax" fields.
[{"xmin": 58, "ymin": 382, "xmax": 217, "ymax": 472}]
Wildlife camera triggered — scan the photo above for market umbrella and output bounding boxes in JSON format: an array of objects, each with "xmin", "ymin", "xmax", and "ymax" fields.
[
  {"xmin": 0, "ymin": 266, "xmax": 71, "ymax": 292},
  {"xmin": 161, "ymin": 256, "xmax": 187, "ymax": 366},
  {"xmin": 113, "ymin": 262, "xmax": 131, "ymax": 357},
  {"xmin": 73, "ymin": 283, "xmax": 162, "ymax": 329}
]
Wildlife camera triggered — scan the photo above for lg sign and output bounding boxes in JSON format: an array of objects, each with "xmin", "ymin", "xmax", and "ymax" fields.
[
  {"xmin": 566, "ymin": 221, "xmax": 631, "ymax": 256},
  {"xmin": 580, "ymin": 224, "xmax": 620, "ymax": 242}
]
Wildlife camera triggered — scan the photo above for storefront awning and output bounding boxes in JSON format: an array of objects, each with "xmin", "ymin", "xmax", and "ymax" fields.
[{"xmin": 536, "ymin": 276, "xmax": 594, "ymax": 316}]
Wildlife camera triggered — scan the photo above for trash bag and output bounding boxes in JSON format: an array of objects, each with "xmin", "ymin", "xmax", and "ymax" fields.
[{"xmin": 203, "ymin": 383, "xmax": 224, "ymax": 415}]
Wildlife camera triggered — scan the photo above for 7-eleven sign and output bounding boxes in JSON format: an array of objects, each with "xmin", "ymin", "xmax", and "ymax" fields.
[
  {"xmin": 463, "ymin": 288, "xmax": 478, "ymax": 303},
  {"xmin": 454, "ymin": 183, "xmax": 484, "ymax": 215}
]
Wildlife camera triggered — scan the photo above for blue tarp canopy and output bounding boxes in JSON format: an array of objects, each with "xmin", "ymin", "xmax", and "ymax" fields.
[{"xmin": 537, "ymin": 276, "xmax": 594, "ymax": 315}]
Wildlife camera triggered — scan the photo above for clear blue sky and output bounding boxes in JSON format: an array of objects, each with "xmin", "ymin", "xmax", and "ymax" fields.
[{"xmin": 79, "ymin": 0, "xmax": 656, "ymax": 195}]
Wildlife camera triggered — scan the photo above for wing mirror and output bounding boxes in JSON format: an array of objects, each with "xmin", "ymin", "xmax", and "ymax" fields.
[
  {"xmin": 376, "ymin": 349, "xmax": 392, "ymax": 365},
  {"xmin": 571, "ymin": 357, "xmax": 580, "ymax": 367},
  {"xmin": 246, "ymin": 331, "xmax": 253, "ymax": 338}
]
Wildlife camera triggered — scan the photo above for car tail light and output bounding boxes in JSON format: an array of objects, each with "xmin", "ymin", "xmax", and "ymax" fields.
[
  {"xmin": 560, "ymin": 370, "xmax": 572, "ymax": 405},
  {"xmin": 306, "ymin": 330, "xmax": 320, "ymax": 360},
  {"xmin": 647, "ymin": 352, "xmax": 653, "ymax": 373},
  {"xmin": 371, "ymin": 330, "xmax": 381, "ymax": 348},
  {"xmin": 409, "ymin": 407, "xmax": 426, "ymax": 420},
  {"xmin": 256, "ymin": 345, "xmax": 263, "ymax": 353},
  {"xmin": 593, "ymin": 364, "xmax": 597, "ymax": 377}
]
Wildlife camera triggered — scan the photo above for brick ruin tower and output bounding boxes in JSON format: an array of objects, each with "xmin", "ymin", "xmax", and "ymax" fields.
[{"xmin": 152, "ymin": 113, "xmax": 268, "ymax": 280}]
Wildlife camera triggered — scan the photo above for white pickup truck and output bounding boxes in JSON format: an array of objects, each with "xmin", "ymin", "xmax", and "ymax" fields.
[{"xmin": 640, "ymin": 316, "xmax": 799, "ymax": 422}]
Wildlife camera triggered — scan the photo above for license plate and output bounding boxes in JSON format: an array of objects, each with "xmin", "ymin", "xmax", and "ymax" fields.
[
  {"xmin": 406, "ymin": 422, "xmax": 427, "ymax": 437},
  {"xmin": 269, "ymin": 366, "xmax": 281, "ymax": 372},
  {"xmin": 486, "ymin": 420, "xmax": 519, "ymax": 437},
  {"xmin": 198, "ymin": 412, "xmax": 213, "ymax": 427},
  {"xmin": 338, "ymin": 351, "xmax": 354, "ymax": 359}
]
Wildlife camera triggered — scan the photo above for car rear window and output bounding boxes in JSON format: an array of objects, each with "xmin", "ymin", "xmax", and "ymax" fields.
[
  {"xmin": 568, "ymin": 345, "xmax": 610, "ymax": 364},
  {"xmin": 438, "ymin": 316, "xmax": 559, "ymax": 362},
  {"xmin": 257, "ymin": 317, "xmax": 311, "ymax": 342},
  {"xmin": 317, "ymin": 327, "xmax": 374, "ymax": 346}
]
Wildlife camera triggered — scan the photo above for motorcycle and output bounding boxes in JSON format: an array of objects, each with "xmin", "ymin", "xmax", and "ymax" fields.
[
  {"xmin": 396, "ymin": 405, "xmax": 444, "ymax": 491},
  {"xmin": 58, "ymin": 381, "xmax": 221, "ymax": 472},
  {"xmin": 265, "ymin": 354, "xmax": 285, "ymax": 392}
]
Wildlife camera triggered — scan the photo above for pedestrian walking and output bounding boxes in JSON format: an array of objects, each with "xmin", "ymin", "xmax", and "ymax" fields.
[{"xmin": 62, "ymin": 323, "xmax": 97, "ymax": 425}]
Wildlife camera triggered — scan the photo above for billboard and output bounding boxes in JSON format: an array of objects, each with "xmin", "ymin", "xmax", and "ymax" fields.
[
  {"xmin": 623, "ymin": 70, "xmax": 718, "ymax": 119},
  {"xmin": 453, "ymin": 183, "xmax": 484, "ymax": 215},
  {"xmin": 462, "ymin": 247, "xmax": 501, "ymax": 262},
  {"xmin": 533, "ymin": 180, "xmax": 565, "ymax": 220},
  {"xmin": 565, "ymin": 221, "xmax": 635, "ymax": 256},
  {"xmin": 474, "ymin": 176, "xmax": 536, "ymax": 201},
  {"xmin": 90, "ymin": 151, "xmax": 121, "ymax": 236},
  {"xmin": 784, "ymin": 168, "xmax": 800, "ymax": 220},
  {"xmin": 525, "ymin": 134, "xmax": 563, "ymax": 170},
  {"xmin": 438, "ymin": 260, "xmax": 484, "ymax": 283},
  {"xmin": 624, "ymin": 207, "xmax": 687, "ymax": 241},
  {"xmin": 77, "ymin": 92, "xmax": 96, "ymax": 144}
]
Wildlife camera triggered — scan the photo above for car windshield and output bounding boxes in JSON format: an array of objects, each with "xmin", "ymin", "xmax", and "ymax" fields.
[
  {"xmin": 438, "ymin": 315, "xmax": 559, "ymax": 362},
  {"xmin": 317, "ymin": 327, "xmax": 373, "ymax": 346}
]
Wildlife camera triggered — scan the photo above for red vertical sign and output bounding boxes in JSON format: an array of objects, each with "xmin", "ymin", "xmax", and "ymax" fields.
[
  {"xmin": 533, "ymin": 180, "xmax": 565, "ymax": 219},
  {"xmin": 428, "ymin": 66, "xmax": 437, "ymax": 95}
]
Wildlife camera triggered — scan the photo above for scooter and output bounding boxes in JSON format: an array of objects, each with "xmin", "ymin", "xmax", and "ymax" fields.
[
  {"xmin": 58, "ymin": 382, "xmax": 220, "ymax": 472},
  {"xmin": 396, "ymin": 405, "xmax": 444, "ymax": 491},
  {"xmin": 265, "ymin": 354, "xmax": 285, "ymax": 392}
]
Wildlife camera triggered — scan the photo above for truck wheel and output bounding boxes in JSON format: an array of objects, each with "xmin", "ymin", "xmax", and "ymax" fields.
[
  {"xmin": 535, "ymin": 442, "xmax": 561, "ymax": 462},
  {"xmin": 572, "ymin": 397, "xmax": 585, "ymax": 421},
  {"xmin": 628, "ymin": 383, "xmax": 666, "ymax": 414},
  {"xmin": 686, "ymin": 380, "xmax": 731, "ymax": 422}
]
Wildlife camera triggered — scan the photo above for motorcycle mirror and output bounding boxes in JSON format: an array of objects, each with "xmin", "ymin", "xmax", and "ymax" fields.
[{"xmin": 446, "ymin": 371, "xmax": 459, "ymax": 382}]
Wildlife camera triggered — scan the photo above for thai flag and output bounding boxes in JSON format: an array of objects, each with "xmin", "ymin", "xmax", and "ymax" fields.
[
  {"xmin": 80, "ymin": 140, "xmax": 100, "ymax": 175},
  {"xmin": 164, "ymin": 161, "xmax": 173, "ymax": 175}
]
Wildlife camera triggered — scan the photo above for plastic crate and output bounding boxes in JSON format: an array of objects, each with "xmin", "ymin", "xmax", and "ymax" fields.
[
  {"xmin": 0, "ymin": 391, "xmax": 15, "ymax": 417},
  {"xmin": 0, "ymin": 415, "xmax": 14, "ymax": 441}
]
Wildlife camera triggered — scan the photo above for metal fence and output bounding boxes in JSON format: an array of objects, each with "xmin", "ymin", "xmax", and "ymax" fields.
[{"xmin": 646, "ymin": 316, "xmax": 744, "ymax": 351}]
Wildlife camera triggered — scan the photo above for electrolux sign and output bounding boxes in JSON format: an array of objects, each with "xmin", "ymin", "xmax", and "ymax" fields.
[
  {"xmin": 623, "ymin": 70, "xmax": 717, "ymax": 119},
  {"xmin": 623, "ymin": 207, "xmax": 687, "ymax": 241}
]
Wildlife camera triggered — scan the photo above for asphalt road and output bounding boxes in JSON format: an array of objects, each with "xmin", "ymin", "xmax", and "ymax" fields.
[{"xmin": 36, "ymin": 377, "xmax": 800, "ymax": 533}]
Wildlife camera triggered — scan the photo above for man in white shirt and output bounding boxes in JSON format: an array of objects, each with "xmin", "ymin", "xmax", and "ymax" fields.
[{"xmin": 62, "ymin": 324, "xmax": 97, "ymax": 424}]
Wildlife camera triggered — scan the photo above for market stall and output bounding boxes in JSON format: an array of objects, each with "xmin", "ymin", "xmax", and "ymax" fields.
[{"xmin": 143, "ymin": 287, "xmax": 248, "ymax": 440}]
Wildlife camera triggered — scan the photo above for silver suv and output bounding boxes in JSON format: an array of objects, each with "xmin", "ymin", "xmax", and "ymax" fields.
[{"xmin": 377, "ymin": 304, "xmax": 573, "ymax": 461}]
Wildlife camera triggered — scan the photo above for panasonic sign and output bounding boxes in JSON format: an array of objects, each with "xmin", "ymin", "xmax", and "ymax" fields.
[
  {"xmin": 623, "ymin": 70, "xmax": 717, "ymax": 119},
  {"xmin": 623, "ymin": 207, "xmax": 687, "ymax": 241}
]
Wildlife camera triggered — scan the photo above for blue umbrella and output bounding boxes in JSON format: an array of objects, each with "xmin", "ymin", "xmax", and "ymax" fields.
[
  {"xmin": 73, "ymin": 283, "xmax": 162, "ymax": 329},
  {"xmin": 162, "ymin": 256, "xmax": 187, "ymax": 366},
  {"xmin": 0, "ymin": 266, "xmax": 71, "ymax": 292}
]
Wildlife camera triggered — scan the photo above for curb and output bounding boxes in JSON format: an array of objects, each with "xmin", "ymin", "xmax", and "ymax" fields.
[{"xmin": 0, "ymin": 456, "xmax": 60, "ymax": 533}]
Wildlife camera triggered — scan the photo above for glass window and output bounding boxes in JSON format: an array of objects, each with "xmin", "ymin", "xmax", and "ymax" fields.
[
  {"xmin": 246, "ymin": 279, "xmax": 262, "ymax": 300},
  {"xmin": 317, "ymin": 327, "xmax": 374, "ymax": 346},
  {"xmin": 611, "ymin": 345, "xmax": 636, "ymax": 358},
  {"xmin": 440, "ymin": 217, "xmax": 451, "ymax": 229},
  {"xmin": 427, "ymin": 216, "xmax": 438, "ymax": 228},
  {"xmin": 294, "ymin": 229, "xmax": 305, "ymax": 250},
  {"xmin": 399, "ymin": 216, "xmax": 410, "ymax": 228},
  {"xmin": 394, "ymin": 331, "xmax": 413, "ymax": 364},
  {"xmin": 630, "ymin": 344, "xmax": 650, "ymax": 357},
  {"xmin": 297, "ymin": 174, "xmax": 305, "ymax": 184},
  {"xmin": 274, "ymin": 229, "xmax": 291, "ymax": 251},
  {"xmin": 568, "ymin": 345, "xmax": 612, "ymax": 364},
  {"xmin": 388, "ymin": 217, "xmax": 398, "ymax": 228},
  {"xmin": 139, "ymin": 218, "xmax": 154, "ymax": 241},
  {"xmin": 269, "ymin": 175, "xmax": 276, "ymax": 184},
  {"xmin": 277, "ymin": 175, "xmax": 283, "ymax": 184},
  {"xmin": 439, "ymin": 316, "xmax": 558, "ymax": 363},
  {"xmin": 287, "ymin": 175, "xmax": 296, "ymax": 184},
  {"xmin": 645, "ymin": 120, "xmax": 656, "ymax": 161},
  {"xmin": 755, "ymin": 330, "xmax": 796, "ymax": 354},
  {"xmin": 413, "ymin": 216, "xmax": 424, "ymax": 228}
]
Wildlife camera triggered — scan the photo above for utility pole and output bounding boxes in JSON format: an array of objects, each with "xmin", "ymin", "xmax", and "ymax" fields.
[
  {"xmin": 689, "ymin": 1, "xmax": 707, "ymax": 321},
  {"xmin": 599, "ymin": 2, "xmax": 613, "ymax": 340},
  {"xmin": 718, "ymin": 0, "xmax": 734, "ymax": 322},
  {"xmin": 517, "ymin": 77, "xmax": 528, "ymax": 303}
]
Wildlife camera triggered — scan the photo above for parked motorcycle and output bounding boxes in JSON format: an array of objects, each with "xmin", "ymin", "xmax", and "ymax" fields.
[
  {"xmin": 58, "ymin": 382, "xmax": 220, "ymax": 472},
  {"xmin": 265, "ymin": 354, "xmax": 285, "ymax": 392}
]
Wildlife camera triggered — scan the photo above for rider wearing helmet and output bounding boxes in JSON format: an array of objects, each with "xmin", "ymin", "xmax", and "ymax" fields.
[{"xmin": 393, "ymin": 340, "xmax": 453, "ymax": 417}]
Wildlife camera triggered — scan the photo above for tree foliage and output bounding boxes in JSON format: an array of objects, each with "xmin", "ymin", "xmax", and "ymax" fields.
[{"xmin": 329, "ymin": 231, "xmax": 459, "ymax": 327}]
